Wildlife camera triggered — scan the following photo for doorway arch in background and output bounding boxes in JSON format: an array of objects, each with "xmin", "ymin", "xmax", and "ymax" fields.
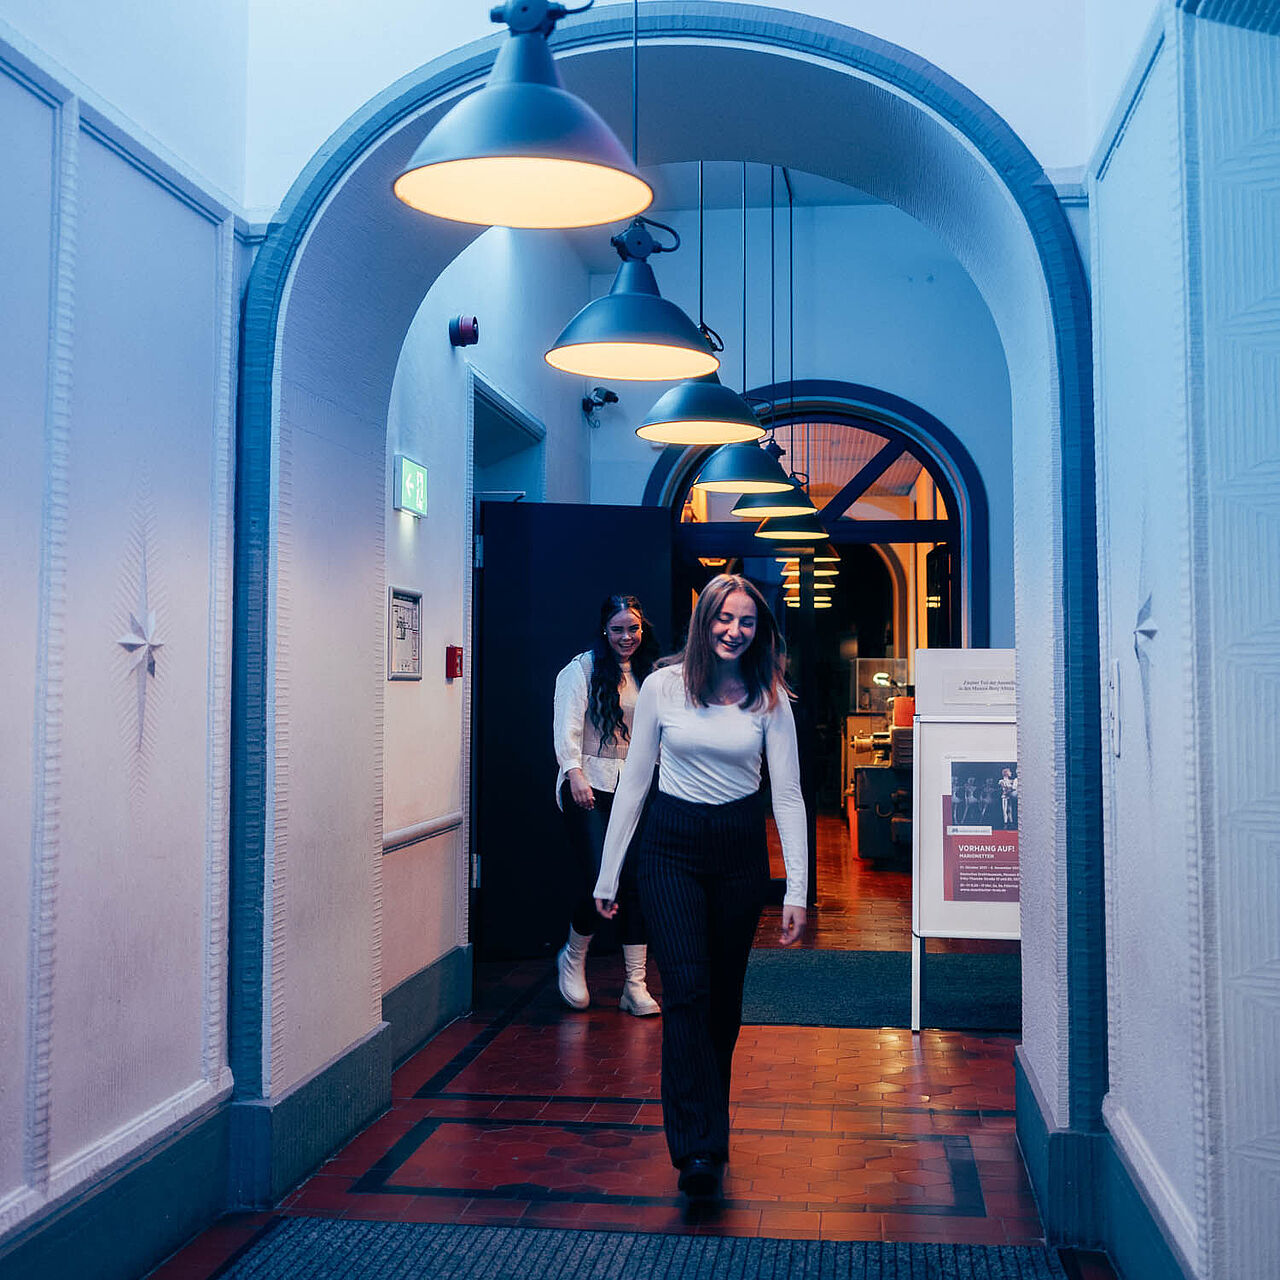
[
  {"xmin": 646, "ymin": 381, "xmax": 992, "ymax": 649},
  {"xmin": 230, "ymin": 0, "xmax": 1102, "ymax": 1223}
]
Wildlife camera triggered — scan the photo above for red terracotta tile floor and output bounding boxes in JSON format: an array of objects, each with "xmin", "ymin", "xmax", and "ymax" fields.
[{"xmin": 150, "ymin": 813, "xmax": 1112, "ymax": 1277}]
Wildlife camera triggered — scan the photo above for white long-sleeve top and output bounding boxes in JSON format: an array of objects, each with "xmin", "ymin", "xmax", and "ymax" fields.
[
  {"xmin": 553, "ymin": 651, "xmax": 638, "ymax": 807},
  {"xmin": 593, "ymin": 664, "xmax": 808, "ymax": 908}
]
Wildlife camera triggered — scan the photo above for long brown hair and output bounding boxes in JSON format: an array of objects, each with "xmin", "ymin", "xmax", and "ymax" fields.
[{"xmin": 681, "ymin": 574, "xmax": 788, "ymax": 710}]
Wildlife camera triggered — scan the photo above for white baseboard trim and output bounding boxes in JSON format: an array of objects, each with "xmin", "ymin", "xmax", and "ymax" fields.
[
  {"xmin": 1104, "ymin": 1096, "xmax": 1200, "ymax": 1274},
  {"xmin": 0, "ymin": 1071, "xmax": 232, "ymax": 1240}
]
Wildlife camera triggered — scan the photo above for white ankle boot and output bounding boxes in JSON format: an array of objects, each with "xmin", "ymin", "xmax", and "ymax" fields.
[
  {"xmin": 619, "ymin": 944, "xmax": 660, "ymax": 1016},
  {"xmin": 556, "ymin": 927, "xmax": 591, "ymax": 1009}
]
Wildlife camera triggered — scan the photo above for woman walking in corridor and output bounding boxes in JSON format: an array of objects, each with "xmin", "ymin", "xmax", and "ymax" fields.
[
  {"xmin": 594, "ymin": 574, "xmax": 808, "ymax": 1200},
  {"xmin": 553, "ymin": 594, "xmax": 661, "ymax": 1015}
]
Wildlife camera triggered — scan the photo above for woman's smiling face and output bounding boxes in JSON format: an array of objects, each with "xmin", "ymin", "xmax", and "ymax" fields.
[
  {"xmin": 605, "ymin": 608, "xmax": 642, "ymax": 662},
  {"xmin": 709, "ymin": 590, "xmax": 757, "ymax": 663}
]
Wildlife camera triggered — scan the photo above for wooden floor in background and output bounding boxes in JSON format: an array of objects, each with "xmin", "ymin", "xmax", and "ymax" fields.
[{"xmin": 756, "ymin": 812, "xmax": 1020, "ymax": 955}]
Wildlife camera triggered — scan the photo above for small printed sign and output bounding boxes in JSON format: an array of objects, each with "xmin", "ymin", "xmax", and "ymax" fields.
[{"xmin": 388, "ymin": 588, "xmax": 422, "ymax": 680}]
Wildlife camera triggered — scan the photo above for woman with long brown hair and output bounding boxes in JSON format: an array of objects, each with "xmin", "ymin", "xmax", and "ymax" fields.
[
  {"xmin": 594, "ymin": 574, "xmax": 807, "ymax": 1199},
  {"xmin": 552, "ymin": 593, "xmax": 661, "ymax": 1014}
]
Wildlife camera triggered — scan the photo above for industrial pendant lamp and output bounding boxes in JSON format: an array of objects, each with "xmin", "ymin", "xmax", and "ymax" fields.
[
  {"xmin": 730, "ymin": 481, "xmax": 816, "ymax": 519},
  {"xmin": 393, "ymin": 0, "xmax": 652, "ymax": 228},
  {"xmin": 636, "ymin": 163, "xmax": 762, "ymax": 444},
  {"xmin": 692, "ymin": 440, "xmax": 791, "ymax": 493},
  {"xmin": 754, "ymin": 511, "xmax": 828, "ymax": 541},
  {"xmin": 546, "ymin": 217, "xmax": 718, "ymax": 379}
]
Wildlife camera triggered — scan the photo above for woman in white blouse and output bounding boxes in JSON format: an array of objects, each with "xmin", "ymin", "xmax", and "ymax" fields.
[
  {"xmin": 553, "ymin": 594, "xmax": 661, "ymax": 1015},
  {"xmin": 594, "ymin": 574, "xmax": 807, "ymax": 1200}
]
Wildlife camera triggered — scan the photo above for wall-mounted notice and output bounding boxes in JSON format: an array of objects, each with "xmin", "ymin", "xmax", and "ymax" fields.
[
  {"xmin": 388, "ymin": 587, "xmax": 422, "ymax": 680},
  {"xmin": 943, "ymin": 761, "xmax": 1019, "ymax": 902}
]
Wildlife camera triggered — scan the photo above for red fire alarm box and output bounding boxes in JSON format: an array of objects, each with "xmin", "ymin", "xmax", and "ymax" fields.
[{"xmin": 445, "ymin": 645, "xmax": 464, "ymax": 680}]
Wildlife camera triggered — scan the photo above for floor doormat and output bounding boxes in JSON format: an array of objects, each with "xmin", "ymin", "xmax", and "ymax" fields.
[
  {"xmin": 741, "ymin": 949, "xmax": 1021, "ymax": 1031},
  {"xmin": 220, "ymin": 1218, "xmax": 1066, "ymax": 1279}
]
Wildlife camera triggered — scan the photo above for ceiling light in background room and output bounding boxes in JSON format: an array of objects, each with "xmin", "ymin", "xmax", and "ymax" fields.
[
  {"xmin": 782, "ymin": 564, "xmax": 838, "ymax": 578},
  {"xmin": 778, "ymin": 543, "xmax": 840, "ymax": 564},
  {"xmin": 546, "ymin": 217, "xmax": 718, "ymax": 379},
  {"xmin": 393, "ymin": 0, "xmax": 651, "ymax": 228}
]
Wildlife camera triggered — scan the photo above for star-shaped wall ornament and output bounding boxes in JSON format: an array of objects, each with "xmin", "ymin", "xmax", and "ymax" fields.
[{"xmin": 118, "ymin": 542, "xmax": 163, "ymax": 751}]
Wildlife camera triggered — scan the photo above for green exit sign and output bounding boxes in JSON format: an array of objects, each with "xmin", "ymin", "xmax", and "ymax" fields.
[{"xmin": 394, "ymin": 455, "xmax": 428, "ymax": 517}]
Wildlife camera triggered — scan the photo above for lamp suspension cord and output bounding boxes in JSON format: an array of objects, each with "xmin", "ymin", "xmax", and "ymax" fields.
[
  {"xmin": 741, "ymin": 161, "xmax": 748, "ymax": 396},
  {"xmin": 770, "ymin": 165, "xmax": 777, "ymax": 435},
  {"xmin": 698, "ymin": 161, "xmax": 705, "ymax": 327},
  {"xmin": 631, "ymin": 0, "xmax": 638, "ymax": 164},
  {"xmin": 786, "ymin": 168, "xmax": 797, "ymax": 480}
]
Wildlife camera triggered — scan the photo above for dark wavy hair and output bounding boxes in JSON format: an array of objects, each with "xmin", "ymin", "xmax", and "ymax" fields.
[
  {"xmin": 682, "ymin": 574, "xmax": 789, "ymax": 710},
  {"xmin": 589, "ymin": 594, "xmax": 660, "ymax": 748}
]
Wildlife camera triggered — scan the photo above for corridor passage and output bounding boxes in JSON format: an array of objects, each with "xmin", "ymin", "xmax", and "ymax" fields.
[{"xmin": 148, "ymin": 817, "xmax": 1109, "ymax": 1278}]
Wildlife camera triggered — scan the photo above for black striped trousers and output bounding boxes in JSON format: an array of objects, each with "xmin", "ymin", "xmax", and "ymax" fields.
[{"xmin": 636, "ymin": 789, "xmax": 769, "ymax": 1167}]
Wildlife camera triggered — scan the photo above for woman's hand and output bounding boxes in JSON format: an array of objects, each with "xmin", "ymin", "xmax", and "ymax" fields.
[
  {"xmin": 595, "ymin": 897, "xmax": 619, "ymax": 920},
  {"xmin": 568, "ymin": 769, "xmax": 594, "ymax": 810},
  {"xmin": 779, "ymin": 905, "xmax": 807, "ymax": 946}
]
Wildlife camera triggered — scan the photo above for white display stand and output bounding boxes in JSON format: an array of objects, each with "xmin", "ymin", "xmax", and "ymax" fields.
[{"xmin": 910, "ymin": 649, "xmax": 1019, "ymax": 1031}]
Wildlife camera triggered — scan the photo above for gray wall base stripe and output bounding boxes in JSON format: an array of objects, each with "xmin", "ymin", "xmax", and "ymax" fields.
[
  {"xmin": 1015, "ymin": 1052, "xmax": 1191, "ymax": 1280},
  {"xmin": 381, "ymin": 945, "xmax": 473, "ymax": 1068},
  {"xmin": 0, "ymin": 1102, "xmax": 229, "ymax": 1280},
  {"xmin": 229, "ymin": 1021, "xmax": 393, "ymax": 1209}
]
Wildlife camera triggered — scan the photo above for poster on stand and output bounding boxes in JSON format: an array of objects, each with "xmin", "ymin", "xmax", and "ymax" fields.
[
  {"xmin": 942, "ymin": 761, "xmax": 1019, "ymax": 902},
  {"xmin": 913, "ymin": 716, "xmax": 1020, "ymax": 940}
]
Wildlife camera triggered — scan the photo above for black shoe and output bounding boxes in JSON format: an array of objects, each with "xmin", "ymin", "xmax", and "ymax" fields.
[{"xmin": 677, "ymin": 1153, "xmax": 721, "ymax": 1199}]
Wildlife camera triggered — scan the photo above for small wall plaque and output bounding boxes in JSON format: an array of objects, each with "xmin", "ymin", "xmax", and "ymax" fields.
[{"xmin": 388, "ymin": 588, "xmax": 422, "ymax": 680}]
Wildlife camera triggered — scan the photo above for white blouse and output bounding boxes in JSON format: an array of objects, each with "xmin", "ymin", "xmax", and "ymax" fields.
[
  {"xmin": 552, "ymin": 651, "xmax": 638, "ymax": 806},
  {"xmin": 593, "ymin": 664, "xmax": 808, "ymax": 907}
]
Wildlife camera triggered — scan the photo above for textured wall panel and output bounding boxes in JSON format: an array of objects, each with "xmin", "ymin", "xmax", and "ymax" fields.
[
  {"xmin": 1188, "ymin": 17, "xmax": 1280, "ymax": 1279},
  {"xmin": 50, "ymin": 130, "xmax": 222, "ymax": 1169},
  {"xmin": 1092, "ymin": 30, "xmax": 1201, "ymax": 1269},
  {"xmin": 0, "ymin": 60, "xmax": 56, "ymax": 1217}
]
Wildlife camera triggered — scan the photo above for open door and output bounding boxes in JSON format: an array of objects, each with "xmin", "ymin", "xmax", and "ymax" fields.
[{"xmin": 473, "ymin": 501, "xmax": 672, "ymax": 959}]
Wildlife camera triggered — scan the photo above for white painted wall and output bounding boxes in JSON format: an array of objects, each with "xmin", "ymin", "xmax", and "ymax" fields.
[
  {"xmin": 0, "ymin": 38, "xmax": 236, "ymax": 1238},
  {"xmin": 1180, "ymin": 18, "xmax": 1280, "ymax": 1280},
  {"xmin": 381, "ymin": 228, "xmax": 591, "ymax": 990},
  {"xmin": 0, "ymin": 2, "xmax": 247, "ymax": 202},
  {"xmin": 1092, "ymin": 23, "xmax": 1200, "ymax": 1268},
  {"xmin": 587, "ymin": 201, "xmax": 1014, "ymax": 646},
  {"xmin": 1085, "ymin": 0, "xmax": 1162, "ymax": 151}
]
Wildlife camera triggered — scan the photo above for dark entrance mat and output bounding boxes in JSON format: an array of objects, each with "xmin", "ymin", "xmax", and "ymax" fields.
[
  {"xmin": 741, "ymin": 949, "xmax": 1021, "ymax": 1031},
  {"xmin": 220, "ymin": 1218, "xmax": 1065, "ymax": 1278}
]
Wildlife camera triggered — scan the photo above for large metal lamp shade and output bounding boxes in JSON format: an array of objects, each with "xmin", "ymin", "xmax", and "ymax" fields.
[
  {"xmin": 393, "ymin": 5, "xmax": 652, "ymax": 228},
  {"xmin": 730, "ymin": 480, "xmax": 816, "ymax": 518},
  {"xmin": 691, "ymin": 442, "xmax": 792, "ymax": 493},
  {"xmin": 546, "ymin": 259, "xmax": 718, "ymax": 380},
  {"xmin": 636, "ymin": 375, "xmax": 764, "ymax": 445}
]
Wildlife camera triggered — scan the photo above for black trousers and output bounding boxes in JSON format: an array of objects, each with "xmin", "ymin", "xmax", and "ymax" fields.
[
  {"xmin": 559, "ymin": 781, "xmax": 645, "ymax": 944},
  {"xmin": 637, "ymin": 790, "xmax": 769, "ymax": 1167}
]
